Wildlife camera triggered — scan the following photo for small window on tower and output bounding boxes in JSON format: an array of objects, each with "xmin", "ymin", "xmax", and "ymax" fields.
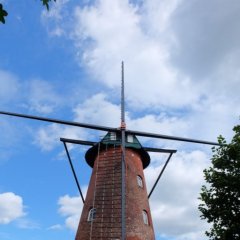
[
  {"xmin": 127, "ymin": 134, "xmax": 134, "ymax": 143},
  {"xmin": 87, "ymin": 208, "xmax": 96, "ymax": 222},
  {"xmin": 142, "ymin": 210, "xmax": 149, "ymax": 225},
  {"xmin": 137, "ymin": 175, "xmax": 143, "ymax": 188},
  {"xmin": 109, "ymin": 132, "xmax": 116, "ymax": 141}
]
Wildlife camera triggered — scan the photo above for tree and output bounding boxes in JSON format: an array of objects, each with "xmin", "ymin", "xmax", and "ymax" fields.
[
  {"xmin": 0, "ymin": 4, "xmax": 8, "ymax": 24},
  {"xmin": 0, "ymin": 0, "xmax": 56, "ymax": 24},
  {"xmin": 199, "ymin": 125, "xmax": 240, "ymax": 239}
]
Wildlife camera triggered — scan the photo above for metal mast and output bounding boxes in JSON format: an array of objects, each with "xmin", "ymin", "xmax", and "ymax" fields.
[{"xmin": 121, "ymin": 61, "xmax": 126, "ymax": 240}]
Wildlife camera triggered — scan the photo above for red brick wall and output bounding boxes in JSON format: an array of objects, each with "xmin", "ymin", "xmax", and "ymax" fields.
[
  {"xmin": 126, "ymin": 149, "xmax": 155, "ymax": 240},
  {"xmin": 75, "ymin": 146, "xmax": 155, "ymax": 240}
]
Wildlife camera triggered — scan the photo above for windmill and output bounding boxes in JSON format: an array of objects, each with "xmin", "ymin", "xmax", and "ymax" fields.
[{"xmin": 0, "ymin": 62, "xmax": 219, "ymax": 240}]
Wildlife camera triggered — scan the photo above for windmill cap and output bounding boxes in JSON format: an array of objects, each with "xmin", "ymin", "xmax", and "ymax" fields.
[{"xmin": 85, "ymin": 131, "xmax": 150, "ymax": 169}]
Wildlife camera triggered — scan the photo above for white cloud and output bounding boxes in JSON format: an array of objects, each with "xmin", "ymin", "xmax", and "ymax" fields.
[
  {"xmin": 0, "ymin": 70, "xmax": 20, "ymax": 104},
  {"xmin": 33, "ymin": 93, "xmax": 105, "ymax": 152},
  {"xmin": 145, "ymin": 150, "xmax": 210, "ymax": 239},
  {"xmin": 58, "ymin": 185, "xmax": 88, "ymax": 231},
  {"xmin": 34, "ymin": 123, "xmax": 89, "ymax": 151},
  {"xmin": 73, "ymin": 93, "xmax": 120, "ymax": 127},
  {"xmin": 34, "ymin": 93, "xmax": 119, "ymax": 152},
  {"xmin": 68, "ymin": 93, "xmax": 226, "ymax": 149},
  {"xmin": 58, "ymin": 194, "xmax": 84, "ymax": 231},
  {"xmin": 68, "ymin": 0, "xmax": 239, "ymax": 136},
  {"xmin": 41, "ymin": 0, "xmax": 70, "ymax": 37},
  {"xmin": 0, "ymin": 192, "xmax": 25, "ymax": 224},
  {"xmin": 33, "ymin": 93, "xmax": 191, "ymax": 151},
  {"xmin": 72, "ymin": 0, "xmax": 200, "ymax": 109},
  {"xmin": 41, "ymin": 0, "xmax": 240, "ymax": 141},
  {"xmin": 141, "ymin": 0, "xmax": 184, "ymax": 35},
  {"xmin": 127, "ymin": 113, "xmax": 189, "ymax": 148},
  {"xmin": 16, "ymin": 218, "xmax": 40, "ymax": 229},
  {"xmin": 170, "ymin": 0, "xmax": 240, "ymax": 80},
  {"xmin": 26, "ymin": 79, "xmax": 62, "ymax": 114},
  {"xmin": 47, "ymin": 224, "xmax": 63, "ymax": 230},
  {"xmin": 0, "ymin": 118, "xmax": 22, "ymax": 163},
  {"xmin": 0, "ymin": 70, "xmax": 63, "ymax": 115}
]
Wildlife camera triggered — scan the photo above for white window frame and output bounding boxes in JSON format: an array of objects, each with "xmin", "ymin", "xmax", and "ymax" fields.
[
  {"xmin": 137, "ymin": 175, "xmax": 143, "ymax": 188},
  {"xmin": 127, "ymin": 134, "xmax": 134, "ymax": 143},
  {"xmin": 87, "ymin": 208, "xmax": 96, "ymax": 222},
  {"xmin": 109, "ymin": 132, "xmax": 117, "ymax": 141},
  {"xmin": 142, "ymin": 210, "xmax": 149, "ymax": 225}
]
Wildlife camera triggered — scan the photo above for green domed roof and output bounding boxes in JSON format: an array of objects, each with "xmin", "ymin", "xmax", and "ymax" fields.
[{"xmin": 85, "ymin": 131, "xmax": 150, "ymax": 169}]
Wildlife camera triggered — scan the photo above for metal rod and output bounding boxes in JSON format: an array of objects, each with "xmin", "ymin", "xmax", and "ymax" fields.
[
  {"xmin": 121, "ymin": 61, "xmax": 126, "ymax": 240},
  {"xmin": 127, "ymin": 129, "xmax": 220, "ymax": 146},
  {"xmin": 144, "ymin": 147, "xmax": 177, "ymax": 153},
  {"xmin": 0, "ymin": 110, "xmax": 220, "ymax": 146},
  {"xmin": 60, "ymin": 137, "xmax": 95, "ymax": 146},
  {"xmin": 148, "ymin": 152, "xmax": 174, "ymax": 199},
  {"xmin": 121, "ymin": 61, "xmax": 125, "ymax": 124},
  {"xmin": 121, "ymin": 131, "xmax": 126, "ymax": 240},
  {"xmin": 61, "ymin": 137, "xmax": 177, "ymax": 154},
  {"xmin": 63, "ymin": 142, "xmax": 85, "ymax": 204},
  {"xmin": 0, "ymin": 111, "xmax": 117, "ymax": 132}
]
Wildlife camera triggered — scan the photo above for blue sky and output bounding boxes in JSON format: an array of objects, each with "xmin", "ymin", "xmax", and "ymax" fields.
[{"xmin": 0, "ymin": 0, "xmax": 240, "ymax": 240}]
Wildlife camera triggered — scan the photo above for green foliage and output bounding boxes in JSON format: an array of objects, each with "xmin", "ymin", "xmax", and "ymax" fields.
[
  {"xmin": 41, "ymin": 0, "xmax": 56, "ymax": 11},
  {"xmin": 0, "ymin": 3, "xmax": 8, "ymax": 24},
  {"xmin": 199, "ymin": 125, "xmax": 240, "ymax": 239},
  {"xmin": 0, "ymin": 0, "xmax": 56, "ymax": 24}
]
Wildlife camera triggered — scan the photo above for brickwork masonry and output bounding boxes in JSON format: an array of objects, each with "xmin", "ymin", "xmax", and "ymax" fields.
[{"xmin": 75, "ymin": 146, "xmax": 155, "ymax": 240}]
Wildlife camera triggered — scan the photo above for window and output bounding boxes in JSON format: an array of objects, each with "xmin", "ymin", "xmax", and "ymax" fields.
[
  {"xmin": 127, "ymin": 134, "xmax": 134, "ymax": 143},
  {"xmin": 87, "ymin": 208, "xmax": 96, "ymax": 222},
  {"xmin": 142, "ymin": 210, "xmax": 149, "ymax": 225},
  {"xmin": 109, "ymin": 132, "xmax": 116, "ymax": 141},
  {"xmin": 137, "ymin": 175, "xmax": 143, "ymax": 188}
]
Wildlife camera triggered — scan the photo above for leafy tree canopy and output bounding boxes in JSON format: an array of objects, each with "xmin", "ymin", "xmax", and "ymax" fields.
[
  {"xmin": 0, "ymin": 0, "xmax": 56, "ymax": 24},
  {"xmin": 199, "ymin": 125, "xmax": 240, "ymax": 240}
]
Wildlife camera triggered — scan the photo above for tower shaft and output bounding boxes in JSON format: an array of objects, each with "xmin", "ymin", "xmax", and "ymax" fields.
[{"xmin": 76, "ymin": 145, "xmax": 155, "ymax": 240}]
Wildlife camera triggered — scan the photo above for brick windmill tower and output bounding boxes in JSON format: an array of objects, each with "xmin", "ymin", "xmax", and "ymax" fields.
[
  {"xmin": 75, "ymin": 132, "xmax": 154, "ymax": 240},
  {"xmin": 0, "ymin": 63, "xmax": 219, "ymax": 240},
  {"xmin": 75, "ymin": 63, "xmax": 155, "ymax": 239}
]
